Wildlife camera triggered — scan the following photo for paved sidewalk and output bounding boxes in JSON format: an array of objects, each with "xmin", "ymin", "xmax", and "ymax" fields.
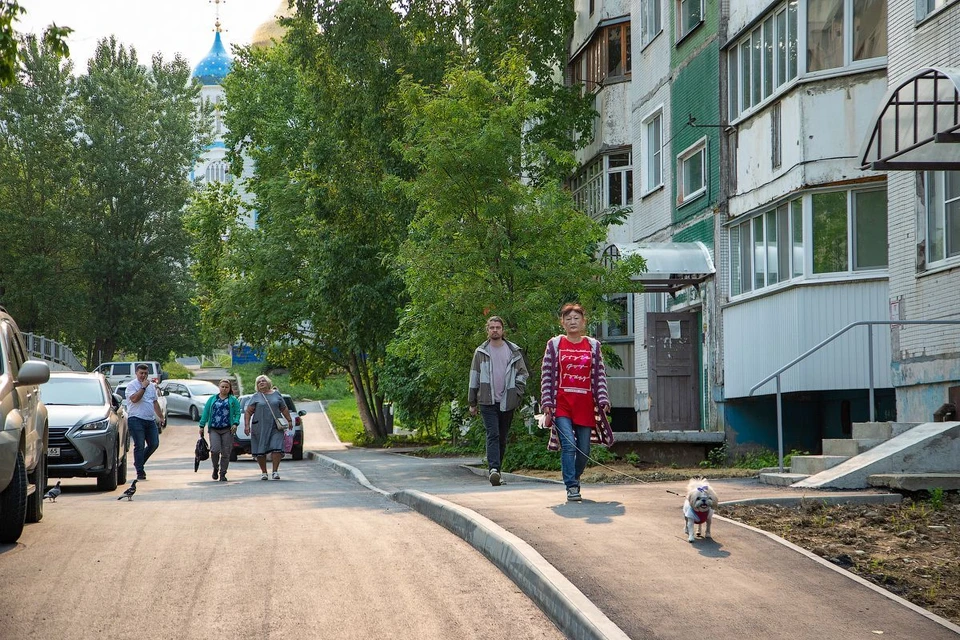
[{"xmin": 301, "ymin": 409, "xmax": 960, "ymax": 640}]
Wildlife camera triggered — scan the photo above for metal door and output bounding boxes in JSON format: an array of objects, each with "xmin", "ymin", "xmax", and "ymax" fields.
[{"xmin": 646, "ymin": 312, "xmax": 700, "ymax": 431}]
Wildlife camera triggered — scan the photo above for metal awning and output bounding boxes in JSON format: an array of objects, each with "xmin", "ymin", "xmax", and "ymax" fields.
[
  {"xmin": 602, "ymin": 241, "xmax": 715, "ymax": 295},
  {"xmin": 860, "ymin": 67, "xmax": 960, "ymax": 171}
]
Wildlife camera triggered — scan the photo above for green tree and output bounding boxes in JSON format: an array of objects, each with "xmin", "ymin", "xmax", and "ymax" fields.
[
  {"xmin": 392, "ymin": 56, "xmax": 642, "ymax": 404},
  {"xmin": 0, "ymin": 1, "xmax": 70, "ymax": 85},
  {"xmin": 0, "ymin": 36, "xmax": 85, "ymax": 339},
  {"xmin": 73, "ymin": 38, "xmax": 210, "ymax": 365}
]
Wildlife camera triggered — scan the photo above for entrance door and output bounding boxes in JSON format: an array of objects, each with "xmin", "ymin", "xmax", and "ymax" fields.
[{"xmin": 646, "ymin": 312, "xmax": 700, "ymax": 431}]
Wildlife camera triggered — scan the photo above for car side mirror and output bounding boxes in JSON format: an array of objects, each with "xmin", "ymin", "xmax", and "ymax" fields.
[
  {"xmin": 161, "ymin": 388, "xmax": 170, "ymax": 396},
  {"xmin": 112, "ymin": 394, "xmax": 122, "ymax": 409},
  {"xmin": 298, "ymin": 410, "xmax": 306, "ymax": 417}
]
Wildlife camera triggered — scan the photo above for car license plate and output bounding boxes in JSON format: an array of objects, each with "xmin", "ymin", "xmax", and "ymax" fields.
[{"xmin": 47, "ymin": 447, "xmax": 60, "ymax": 457}]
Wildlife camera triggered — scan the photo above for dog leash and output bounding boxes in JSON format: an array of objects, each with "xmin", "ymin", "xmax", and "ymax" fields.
[{"xmin": 551, "ymin": 424, "xmax": 655, "ymax": 485}]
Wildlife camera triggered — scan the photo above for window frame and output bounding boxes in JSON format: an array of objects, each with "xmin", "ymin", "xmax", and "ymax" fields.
[
  {"xmin": 676, "ymin": 0, "xmax": 705, "ymax": 41},
  {"xmin": 805, "ymin": 0, "xmax": 887, "ymax": 77},
  {"xmin": 572, "ymin": 150, "xmax": 634, "ymax": 219},
  {"xmin": 727, "ymin": 0, "xmax": 800, "ymax": 120},
  {"xmin": 569, "ymin": 20, "xmax": 633, "ymax": 93},
  {"xmin": 676, "ymin": 137, "xmax": 707, "ymax": 206},
  {"xmin": 729, "ymin": 187, "xmax": 887, "ymax": 298},
  {"xmin": 924, "ymin": 170, "xmax": 960, "ymax": 268},
  {"xmin": 916, "ymin": 0, "xmax": 956, "ymax": 21},
  {"xmin": 641, "ymin": 107, "xmax": 664, "ymax": 196},
  {"xmin": 641, "ymin": 0, "xmax": 663, "ymax": 48}
]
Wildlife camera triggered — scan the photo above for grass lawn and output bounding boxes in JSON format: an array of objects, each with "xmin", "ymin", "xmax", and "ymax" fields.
[{"xmin": 323, "ymin": 396, "xmax": 363, "ymax": 443}]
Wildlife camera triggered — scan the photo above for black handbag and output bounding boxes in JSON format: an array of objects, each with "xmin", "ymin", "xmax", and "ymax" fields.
[{"xmin": 194, "ymin": 436, "xmax": 210, "ymax": 472}]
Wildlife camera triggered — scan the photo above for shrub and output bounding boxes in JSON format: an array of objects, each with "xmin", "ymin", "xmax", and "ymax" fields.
[{"xmin": 162, "ymin": 360, "xmax": 194, "ymax": 379}]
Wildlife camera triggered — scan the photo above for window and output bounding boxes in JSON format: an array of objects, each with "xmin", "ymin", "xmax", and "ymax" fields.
[
  {"xmin": 730, "ymin": 189, "xmax": 885, "ymax": 295},
  {"xmin": 590, "ymin": 0, "xmax": 595, "ymax": 16},
  {"xmin": 812, "ymin": 188, "xmax": 888, "ymax": 274},
  {"xmin": 572, "ymin": 151, "xmax": 633, "ymax": 218},
  {"xmin": 807, "ymin": 0, "xmax": 886, "ymax": 73},
  {"xmin": 641, "ymin": 0, "xmax": 662, "ymax": 46},
  {"xmin": 925, "ymin": 171, "xmax": 960, "ymax": 265},
  {"xmin": 730, "ymin": 197, "xmax": 802, "ymax": 295},
  {"xmin": 569, "ymin": 21, "xmax": 632, "ymax": 92},
  {"xmin": 604, "ymin": 294, "xmax": 633, "ymax": 338},
  {"xmin": 728, "ymin": 1, "xmax": 799, "ymax": 118},
  {"xmin": 916, "ymin": 0, "xmax": 952, "ymax": 20},
  {"xmin": 677, "ymin": 0, "xmax": 704, "ymax": 39},
  {"xmin": 677, "ymin": 138, "xmax": 706, "ymax": 205},
  {"xmin": 643, "ymin": 109, "xmax": 663, "ymax": 193},
  {"xmin": 204, "ymin": 160, "xmax": 229, "ymax": 183},
  {"xmin": 607, "ymin": 152, "xmax": 634, "ymax": 208}
]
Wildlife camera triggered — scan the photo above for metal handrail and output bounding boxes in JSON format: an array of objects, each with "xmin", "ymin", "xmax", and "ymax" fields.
[
  {"xmin": 22, "ymin": 332, "xmax": 86, "ymax": 372},
  {"xmin": 749, "ymin": 319, "xmax": 960, "ymax": 472}
]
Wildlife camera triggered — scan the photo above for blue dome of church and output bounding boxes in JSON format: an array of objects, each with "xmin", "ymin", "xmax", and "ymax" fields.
[{"xmin": 193, "ymin": 31, "xmax": 232, "ymax": 85}]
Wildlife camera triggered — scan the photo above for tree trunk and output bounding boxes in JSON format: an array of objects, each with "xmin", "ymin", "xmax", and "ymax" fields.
[{"xmin": 349, "ymin": 353, "xmax": 387, "ymax": 440}]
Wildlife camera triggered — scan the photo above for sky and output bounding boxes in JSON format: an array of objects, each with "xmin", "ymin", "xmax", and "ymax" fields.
[{"xmin": 19, "ymin": 0, "xmax": 285, "ymax": 71}]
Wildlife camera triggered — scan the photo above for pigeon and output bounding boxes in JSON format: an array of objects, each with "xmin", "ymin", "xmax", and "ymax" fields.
[
  {"xmin": 44, "ymin": 481, "xmax": 62, "ymax": 502},
  {"xmin": 117, "ymin": 479, "xmax": 138, "ymax": 501}
]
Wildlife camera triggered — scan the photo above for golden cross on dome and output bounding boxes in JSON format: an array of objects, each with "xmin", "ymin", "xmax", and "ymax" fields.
[{"xmin": 211, "ymin": 0, "xmax": 225, "ymax": 33}]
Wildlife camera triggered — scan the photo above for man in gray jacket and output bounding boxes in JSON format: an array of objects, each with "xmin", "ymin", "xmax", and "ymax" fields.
[{"xmin": 468, "ymin": 316, "xmax": 529, "ymax": 486}]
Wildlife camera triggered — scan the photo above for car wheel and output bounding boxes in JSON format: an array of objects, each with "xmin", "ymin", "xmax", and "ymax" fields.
[
  {"xmin": 26, "ymin": 450, "xmax": 46, "ymax": 523},
  {"xmin": 97, "ymin": 449, "xmax": 119, "ymax": 491},
  {"xmin": 189, "ymin": 405, "xmax": 200, "ymax": 421},
  {"xmin": 292, "ymin": 442, "xmax": 303, "ymax": 460},
  {"xmin": 0, "ymin": 451, "xmax": 27, "ymax": 543},
  {"xmin": 229, "ymin": 448, "xmax": 238, "ymax": 462},
  {"xmin": 117, "ymin": 450, "xmax": 128, "ymax": 485}
]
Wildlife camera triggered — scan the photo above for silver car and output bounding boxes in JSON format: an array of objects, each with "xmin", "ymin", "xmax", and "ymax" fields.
[
  {"xmin": 159, "ymin": 379, "xmax": 220, "ymax": 421},
  {"xmin": 42, "ymin": 372, "xmax": 129, "ymax": 491}
]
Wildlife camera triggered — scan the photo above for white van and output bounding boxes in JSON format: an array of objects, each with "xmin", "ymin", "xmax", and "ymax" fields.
[{"xmin": 93, "ymin": 361, "xmax": 165, "ymax": 388}]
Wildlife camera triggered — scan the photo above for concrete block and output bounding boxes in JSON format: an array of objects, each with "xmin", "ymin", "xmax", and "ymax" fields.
[
  {"xmin": 867, "ymin": 473, "xmax": 960, "ymax": 492},
  {"xmin": 822, "ymin": 439, "xmax": 859, "ymax": 456},
  {"xmin": 758, "ymin": 472, "xmax": 809, "ymax": 486},
  {"xmin": 790, "ymin": 455, "xmax": 849, "ymax": 475}
]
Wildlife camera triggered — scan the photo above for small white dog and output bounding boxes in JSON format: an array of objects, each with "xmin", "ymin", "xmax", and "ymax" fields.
[{"xmin": 682, "ymin": 478, "xmax": 718, "ymax": 542}]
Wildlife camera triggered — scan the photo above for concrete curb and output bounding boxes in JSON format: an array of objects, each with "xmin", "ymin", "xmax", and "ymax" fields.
[
  {"xmin": 720, "ymin": 493, "xmax": 903, "ymax": 507},
  {"xmin": 308, "ymin": 452, "xmax": 629, "ymax": 640},
  {"xmin": 459, "ymin": 464, "xmax": 564, "ymax": 485}
]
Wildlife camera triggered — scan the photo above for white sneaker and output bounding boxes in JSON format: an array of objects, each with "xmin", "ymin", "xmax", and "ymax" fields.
[
  {"xmin": 260, "ymin": 473, "xmax": 269, "ymax": 481},
  {"xmin": 272, "ymin": 471, "xmax": 280, "ymax": 480}
]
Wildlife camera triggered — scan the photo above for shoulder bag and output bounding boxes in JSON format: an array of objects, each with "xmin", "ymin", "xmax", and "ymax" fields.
[{"xmin": 261, "ymin": 391, "xmax": 289, "ymax": 431}]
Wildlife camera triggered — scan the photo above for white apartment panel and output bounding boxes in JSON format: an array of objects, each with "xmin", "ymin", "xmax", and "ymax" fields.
[
  {"xmin": 727, "ymin": 0, "xmax": 782, "ymax": 39},
  {"xmin": 723, "ymin": 279, "xmax": 891, "ymax": 398},
  {"xmin": 631, "ymin": 86, "xmax": 673, "ymax": 239}
]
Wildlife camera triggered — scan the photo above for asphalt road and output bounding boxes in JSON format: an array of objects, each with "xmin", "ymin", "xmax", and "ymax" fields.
[{"xmin": 0, "ymin": 412, "xmax": 563, "ymax": 640}]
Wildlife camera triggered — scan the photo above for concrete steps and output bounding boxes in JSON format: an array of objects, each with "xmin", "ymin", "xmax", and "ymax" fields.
[
  {"xmin": 793, "ymin": 421, "xmax": 960, "ymax": 489},
  {"xmin": 758, "ymin": 421, "xmax": 943, "ymax": 489}
]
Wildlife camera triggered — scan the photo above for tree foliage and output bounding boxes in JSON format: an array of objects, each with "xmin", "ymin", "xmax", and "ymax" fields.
[
  {"xmin": 392, "ymin": 56, "xmax": 642, "ymax": 403},
  {"xmin": 0, "ymin": 1, "xmax": 71, "ymax": 86},
  {"xmin": 0, "ymin": 36, "xmax": 210, "ymax": 366}
]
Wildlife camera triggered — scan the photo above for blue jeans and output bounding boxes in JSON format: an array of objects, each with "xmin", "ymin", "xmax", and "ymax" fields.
[
  {"xmin": 128, "ymin": 416, "xmax": 160, "ymax": 476},
  {"xmin": 553, "ymin": 416, "xmax": 591, "ymax": 489},
  {"xmin": 478, "ymin": 404, "xmax": 514, "ymax": 471}
]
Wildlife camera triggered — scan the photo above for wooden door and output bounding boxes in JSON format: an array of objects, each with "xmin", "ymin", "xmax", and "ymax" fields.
[{"xmin": 646, "ymin": 312, "xmax": 700, "ymax": 431}]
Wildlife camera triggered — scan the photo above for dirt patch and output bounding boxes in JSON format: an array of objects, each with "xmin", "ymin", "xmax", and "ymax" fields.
[
  {"xmin": 723, "ymin": 494, "xmax": 960, "ymax": 626},
  {"xmin": 513, "ymin": 464, "xmax": 960, "ymax": 626}
]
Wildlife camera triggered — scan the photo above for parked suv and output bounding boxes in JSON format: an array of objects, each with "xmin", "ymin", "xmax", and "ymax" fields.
[
  {"xmin": 92, "ymin": 361, "xmax": 165, "ymax": 388},
  {"xmin": 0, "ymin": 307, "xmax": 51, "ymax": 543}
]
